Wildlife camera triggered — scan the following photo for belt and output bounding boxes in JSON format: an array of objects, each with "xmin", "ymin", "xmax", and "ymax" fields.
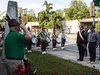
[{"xmin": 6, "ymin": 57, "xmax": 23, "ymax": 60}]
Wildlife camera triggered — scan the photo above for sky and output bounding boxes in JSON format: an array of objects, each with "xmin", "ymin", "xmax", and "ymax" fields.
[{"xmin": 0, "ymin": 0, "xmax": 92, "ymax": 16}]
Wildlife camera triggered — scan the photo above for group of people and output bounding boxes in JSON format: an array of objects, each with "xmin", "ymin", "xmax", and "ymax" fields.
[
  {"xmin": 3, "ymin": 17, "xmax": 100, "ymax": 75},
  {"xmin": 76, "ymin": 25, "xmax": 100, "ymax": 64},
  {"xmin": 3, "ymin": 18, "xmax": 67, "ymax": 75},
  {"xmin": 32, "ymin": 28, "xmax": 66, "ymax": 54}
]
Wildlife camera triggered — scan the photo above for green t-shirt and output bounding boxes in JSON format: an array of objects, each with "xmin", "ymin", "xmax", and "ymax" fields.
[{"xmin": 5, "ymin": 31, "xmax": 26, "ymax": 59}]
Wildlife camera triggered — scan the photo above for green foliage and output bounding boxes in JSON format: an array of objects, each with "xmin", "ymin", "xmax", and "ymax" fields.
[
  {"xmin": 18, "ymin": 7, "xmax": 37, "ymax": 22},
  {"xmin": 26, "ymin": 51, "xmax": 100, "ymax": 75},
  {"xmin": 38, "ymin": 0, "xmax": 64, "ymax": 29},
  {"xmin": 0, "ymin": 16, "xmax": 6, "ymax": 22},
  {"xmin": 95, "ymin": 21, "xmax": 100, "ymax": 32},
  {"xmin": 64, "ymin": 0, "xmax": 89, "ymax": 20},
  {"xmin": 96, "ymin": 9, "xmax": 100, "ymax": 18}
]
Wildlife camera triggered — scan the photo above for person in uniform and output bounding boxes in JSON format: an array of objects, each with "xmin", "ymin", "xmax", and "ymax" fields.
[
  {"xmin": 39, "ymin": 28, "xmax": 49, "ymax": 54},
  {"xmin": 52, "ymin": 29, "xmax": 57, "ymax": 50},
  {"xmin": 26, "ymin": 26, "xmax": 32, "ymax": 52},
  {"xmin": 84, "ymin": 27, "xmax": 88, "ymax": 56},
  {"xmin": 36, "ymin": 31, "xmax": 41, "ymax": 48},
  {"xmin": 61, "ymin": 29, "xmax": 66, "ymax": 49},
  {"xmin": 76, "ymin": 25, "xmax": 85, "ymax": 61}
]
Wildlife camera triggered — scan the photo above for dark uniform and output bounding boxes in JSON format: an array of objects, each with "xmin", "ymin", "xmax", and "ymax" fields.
[
  {"xmin": 84, "ymin": 28, "xmax": 88, "ymax": 56},
  {"xmin": 52, "ymin": 33, "xmax": 57, "ymax": 50},
  {"xmin": 39, "ymin": 28, "xmax": 49, "ymax": 54},
  {"xmin": 76, "ymin": 29, "xmax": 85, "ymax": 61},
  {"xmin": 36, "ymin": 31, "xmax": 41, "ymax": 47},
  {"xmin": 61, "ymin": 32, "xmax": 66, "ymax": 49}
]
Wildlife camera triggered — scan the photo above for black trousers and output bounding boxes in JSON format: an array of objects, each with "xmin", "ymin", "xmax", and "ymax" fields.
[
  {"xmin": 77, "ymin": 44, "xmax": 84, "ymax": 60},
  {"xmin": 61, "ymin": 38, "xmax": 66, "ymax": 47},
  {"xmin": 36, "ymin": 37, "xmax": 40, "ymax": 47},
  {"xmin": 52, "ymin": 40, "xmax": 57, "ymax": 48},
  {"xmin": 26, "ymin": 40, "xmax": 32, "ymax": 50},
  {"xmin": 88, "ymin": 42, "xmax": 97, "ymax": 62},
  {"xmin": 41, "ymin": 40, "xmax": 47, "ymax": 51},
  {"xmin": 84, "ymin": 44, "xmax": 88, "ymax": 56}
]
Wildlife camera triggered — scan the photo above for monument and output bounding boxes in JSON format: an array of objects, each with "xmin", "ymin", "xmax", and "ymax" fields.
[{"xmin": 0, "ymin": 1, "xmax": 18, "ymax": 74}]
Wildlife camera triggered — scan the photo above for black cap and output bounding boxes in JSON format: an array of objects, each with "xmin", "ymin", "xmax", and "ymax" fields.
[{"xmin": 8, "ymin": 19, "xmax": 20, "ymax": 27}]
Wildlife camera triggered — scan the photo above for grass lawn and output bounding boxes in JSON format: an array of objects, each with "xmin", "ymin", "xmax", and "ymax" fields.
[{"xmin": 26, "ymin": 51, "xmax": 100, "ymax": 75}]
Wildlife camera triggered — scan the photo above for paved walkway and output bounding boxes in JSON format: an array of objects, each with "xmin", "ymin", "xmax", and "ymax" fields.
[
  {"xmin": 32, "ymin": 45, "xmax": 100, "ymax": 71},
  {"xmin": 33, "ymin": 34, "xmax": 100, "ymax": 71},
  {"xmin": 0, "ymin": 34, "xmax": 100, "ymax": 74}
]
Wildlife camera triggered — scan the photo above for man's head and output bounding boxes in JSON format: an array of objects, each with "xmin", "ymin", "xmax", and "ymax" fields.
[
  {"xmin": 8, "ymin": 19, "xmax": 20, "ymax": 32},
  {"xmin": 8, "ymin": 19, "xmax": 20, "ymax": 27},
  {"xmin": 42, "ymin": 27, "xmax": 45, "ymax": 31},
  {"xmin": 90, "ymin": 26, "xmax": 95, "ymax": 32},
  {"xmin": 79, "ymin": 25, "xmax": 84, "ymax": 31}
]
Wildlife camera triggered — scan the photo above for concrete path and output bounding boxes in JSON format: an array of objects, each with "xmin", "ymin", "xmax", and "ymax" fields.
[
  {"xmin": 0, "ymin": 34, "xmax": 100, "ymax": 74},
  {"xmin": 32, "ymin": 34, "xmax": 100, "ymax": 71}
]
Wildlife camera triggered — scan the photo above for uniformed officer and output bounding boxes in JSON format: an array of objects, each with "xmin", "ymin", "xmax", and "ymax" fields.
[
  {"xmin": 52, "ymin": 29, "xmax": 57, "ymax": 50},
  {"xmin": 61, "ymin": 29, "xmax": 66, "ymax": 49},
  {"xmin": 39, "ymin": 28, "xmax": 49, "ymax": 54}
]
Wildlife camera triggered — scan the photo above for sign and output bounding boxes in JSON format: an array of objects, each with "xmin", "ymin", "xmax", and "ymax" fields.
[{"xmin": 94, "ymin": 0, "xmax": 100, "ymax": 6}]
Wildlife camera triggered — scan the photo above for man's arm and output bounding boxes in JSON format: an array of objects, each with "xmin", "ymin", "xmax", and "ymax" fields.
[{"xmin": 20, "ymin": 24, "xmax": 32, "ymax": 40}]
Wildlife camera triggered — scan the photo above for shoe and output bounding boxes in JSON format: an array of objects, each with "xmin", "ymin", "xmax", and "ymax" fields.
[
  {"xmin": 77, "ymin": 59, "xmax": 83, "ymax": 61},
  {"xmin": 53, "ymin": 48, "xmax": 57, "ymax": 50},
  {"xmin": 27, "ymin": 50, "xmax": 32, "ymax": 52},
  {"xmin": 90, "ymin": 61, "xmax": 95, "ymax": 64},
  {"xmin": 61, "ymin": 47, "xmax": 65, "ymax": 49},
  {"xmin": 42, "ymin": 51, "xmax": 46, "ymax": 54},
  {"xmin": 37, "ymin": 47, "xmax": 40, "ymax": 49}
]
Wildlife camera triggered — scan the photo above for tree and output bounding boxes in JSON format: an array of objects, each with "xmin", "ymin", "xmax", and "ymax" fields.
[
  {"xmin": 96, "ymin": 9, "xmax": 100, "ymax": 18},
  {"xmin": 95, "ymin": 21, "xmax": 100, "ymax": 32},
  {"xmin": 38, "ymin": 0, "xmax": 64, "ymax": 30},
  {"xmin": 0, "ymin": 15, "xmax": 6, "ymax": 22},
  {"xmin": 18, "ymin": 7, "xmax": 37, "ymax": 23},
  {"xmin": 38, "ymin": 0, "xmax": 53, "ymax": 28},
  {"xmin": 64, "ymin": 0, "xmax": 89, "ymax": 20}
]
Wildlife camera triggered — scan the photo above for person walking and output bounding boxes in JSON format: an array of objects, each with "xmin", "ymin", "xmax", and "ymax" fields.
[
  {"xmin": 36, "ymin": 31, "xmax": 41, "ymax": 48},
  {"xmin": 88, "ymin": 26, "xmax": 98, "ymax": 64},
  {"xmin": 39, "ymin": 28, "xmax": 49, "ymax": 54},
  {"xmin": 76, "ymin": 25, "xmax": 85, "ymax": 61},
  {"xmin": 26, "ymin": 26, "xmax": 33, "ymax": 52},
  {"xmin": 61, "ymin": 29, "xmax": 66, "ymax": 49},
  {"xmin": 52, "ymin": 29, "xmax": 57, "ymax": 50},
  {"xmin": 4, "ymin": 19, "xmax": 32, "ymax": 75}
]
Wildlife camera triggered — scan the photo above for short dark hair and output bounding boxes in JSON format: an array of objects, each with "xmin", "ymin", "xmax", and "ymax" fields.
[
  {"xmin": 8, "ymin": 19, "xmax": 20, "ymax": 27},
  {"xmin": 42, "ymin": 27, "xmax": 45, "ymax": 30},
  {"xmin": 90, "ymin": 26, "xmax": 95, "ymax": 29}
]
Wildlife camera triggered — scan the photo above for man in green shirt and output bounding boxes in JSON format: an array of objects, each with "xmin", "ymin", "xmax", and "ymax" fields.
[{"xmin": 4, "ymin": 19, "xmax": 32, "ymax": 75}]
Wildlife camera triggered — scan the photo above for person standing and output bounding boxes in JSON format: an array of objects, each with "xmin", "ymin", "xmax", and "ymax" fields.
[
  {"xmin": 61, "ymin": 30, "xmax": 66, "ymax": 49},
  {"xmin": 97, "ymin": 32, "xmax": 100, "ymax": 60},
  {"xmin": 84, "ymin": 27, "xmax": 88, "ymax": 56},
  {"xmin": 39, "ymin": 28, "xmax": 48, "ymax": 54},
  {"xmin": 36, "ymin": 31, "xmax": 41, "ymax": 48},
  {"xmin": 4, "ymin": 19, "xmax": 32, "ymax": 75},
  {"xmin": 26, "ymin": 26, "xmax": 33, "ymax": 52},
  {"xmin": 88, "ymin": 26, "xmax": 98, "ymax": 64},
  {"xmin": 52, "ymin": 29, "xmax": 57, "ymax": 50},
  {"xmin": 76, "ymin": 25, "xmax": 85, "ymax": 61}
]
